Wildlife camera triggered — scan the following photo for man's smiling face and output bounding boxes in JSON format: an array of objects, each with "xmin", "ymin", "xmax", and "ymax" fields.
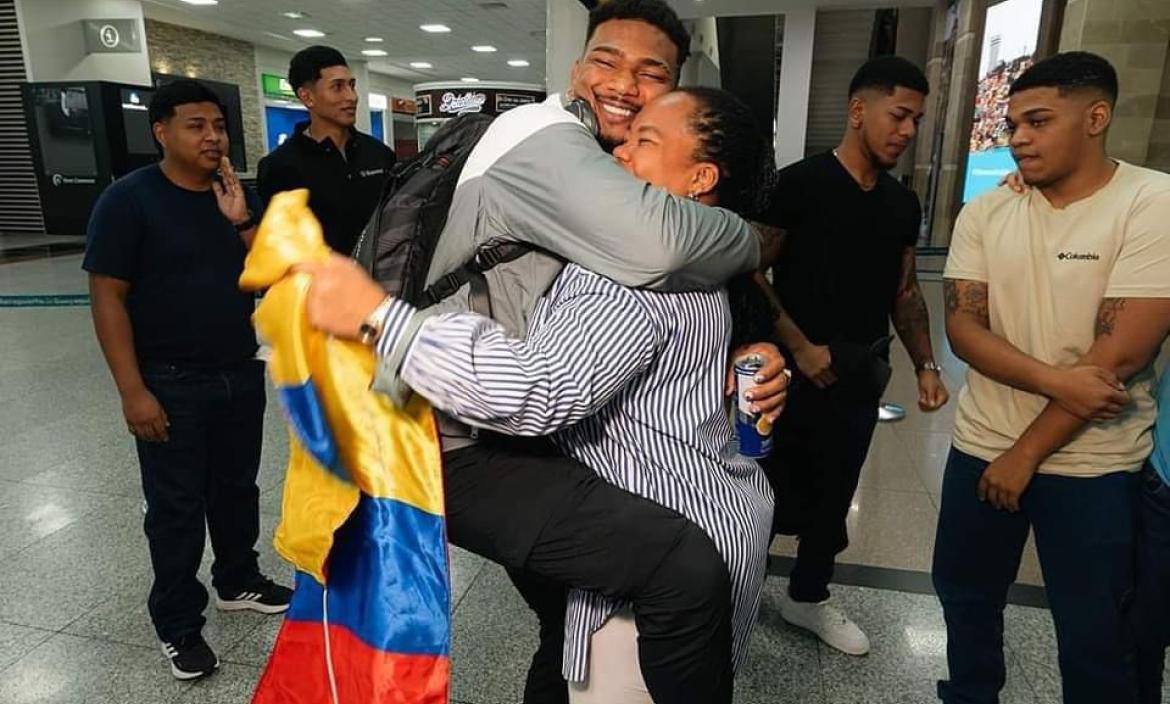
[{"xmin": 570, "ymin": 18, "xmax": 679, "ymax": 151}]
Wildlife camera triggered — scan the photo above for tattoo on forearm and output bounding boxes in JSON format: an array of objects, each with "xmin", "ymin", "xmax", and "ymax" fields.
[
  {"xmin": 751, "ymin": 222, "xmax": 787, "ymax": 268},
  {"xmin": 893, "ymin": 285, "xmax": 934, "ymax": 364},
  {"xmin": 944, "ymin": 280, "xmax": 959, "ymax": 315},
  {"xmin": 1095, "ymin": 298, "xmax": 1127, "ymax": 338}
]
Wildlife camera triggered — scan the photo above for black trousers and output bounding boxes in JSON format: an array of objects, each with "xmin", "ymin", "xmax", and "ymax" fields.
[
  {"xmin": 443, "ymin": 436, "xmax": 734, "ymax": 704},
  {"xmin": 759, "ymin": 379, "xmax": 879, "ymax": 603},
  {"xmin": 137, "ymin": 360, "xmax": 266, "ymax": 643}
]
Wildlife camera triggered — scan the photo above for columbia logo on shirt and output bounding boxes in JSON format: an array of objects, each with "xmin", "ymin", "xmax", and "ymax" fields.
[{"xmin": 1057, "ymin": 251, "xmax": 1100, "ymax": 261}]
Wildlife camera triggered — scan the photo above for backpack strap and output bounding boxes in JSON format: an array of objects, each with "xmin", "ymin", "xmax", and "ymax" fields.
[{"xmin": 419, "ymin": 241, "xmax": 530, "ymax": 311}]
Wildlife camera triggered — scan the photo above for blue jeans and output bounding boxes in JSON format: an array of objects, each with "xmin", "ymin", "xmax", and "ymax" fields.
[
  {"xmin": 931, "ymin": 448, "xmax": 1140, "ymax": 704},
  {"xmin": 137, "ymin": 360, "xmax": 266, "ymax": 642},
  {"xmin": 1135, "ymin": 463, "xmax": 1170, "ymax": 704}
]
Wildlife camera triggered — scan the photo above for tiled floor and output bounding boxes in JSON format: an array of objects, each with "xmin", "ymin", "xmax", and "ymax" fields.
[{"xmin": 0, "ymin": 252, "xmax": 1163, "ymax": 703}]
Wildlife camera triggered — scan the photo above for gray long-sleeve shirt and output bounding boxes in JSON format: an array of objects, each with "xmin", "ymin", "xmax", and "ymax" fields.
[{"xmin": 374, "ymin": 94, "xmax": 760, "ymax": 445}]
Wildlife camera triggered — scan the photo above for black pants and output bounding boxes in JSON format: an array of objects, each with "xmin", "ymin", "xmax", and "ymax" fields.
[
  {"xmin": 443, "ymin": 436, "xmax": 734, "ymax": 704},
  {"xmin": 137, "ymin": 361, "xmax": 265, "ymax": 643},
  {"xmin": 760, "ymin": 379, "xmax": 878, "ymax": 603}
]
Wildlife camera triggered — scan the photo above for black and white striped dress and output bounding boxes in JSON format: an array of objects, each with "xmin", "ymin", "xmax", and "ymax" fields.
[{"xmin": 399, "ymin": 263, "xmax": 775, "ymax": 682}]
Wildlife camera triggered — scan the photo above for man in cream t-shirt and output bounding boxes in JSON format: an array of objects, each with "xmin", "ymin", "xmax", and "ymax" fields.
[{"xmin": 934, "ymin": 52, "xmax": 1170, "ymax": 704}]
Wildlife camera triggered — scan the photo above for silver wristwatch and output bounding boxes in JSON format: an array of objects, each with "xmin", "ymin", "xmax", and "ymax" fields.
[
  {"xmin": 358, "ymin": 296, "xmax": 395, "ymax": 347},
  {"xmin": 918, "ymin": 361, "xmax": 943, "ymax": 374}
]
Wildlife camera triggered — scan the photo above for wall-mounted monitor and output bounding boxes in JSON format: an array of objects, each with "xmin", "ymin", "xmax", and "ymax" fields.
[
  {"xmin": 962, "ymin": 0, "xmax": 1044, "ymax": 203},
  {"xmin": 29, "ymin": 85, "xmax": 97, "ymax": 178},
  {"xmin": 120, "ymin": 87, "xmax": 156, "ymax": 156}
]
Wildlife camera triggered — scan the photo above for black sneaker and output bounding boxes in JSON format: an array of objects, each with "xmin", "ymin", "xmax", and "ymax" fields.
[
  {"xmin": 161, "ymin": 633, "xmax": 219, "ymax": 680},
  {"xmin": 215, "ymin": 577, "xmax": 293, "ymax": 615}
]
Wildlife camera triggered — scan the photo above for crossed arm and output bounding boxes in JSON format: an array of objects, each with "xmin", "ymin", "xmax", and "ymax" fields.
[{"xmin": 945, "ymin": 278, "xmax": 1170, "ymax": 509}]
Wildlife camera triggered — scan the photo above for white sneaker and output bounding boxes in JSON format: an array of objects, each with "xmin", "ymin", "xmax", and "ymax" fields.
[{"xmin": 778, "ymin": 592, "xmax": 871, "ymax": 656}]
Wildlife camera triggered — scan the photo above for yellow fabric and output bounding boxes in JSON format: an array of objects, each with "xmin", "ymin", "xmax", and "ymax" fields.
[
  {"xmin": 240, "ymin": 189, "xmax": 443, "ymax": 583},
  {"xmin": 944, "ymin": 163, "xmax": 1170, "ymax": 476}
]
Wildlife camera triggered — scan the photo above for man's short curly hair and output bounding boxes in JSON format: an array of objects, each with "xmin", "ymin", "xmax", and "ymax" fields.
[{"xmin": 586, "ymin": 0, "xmax": 691, "ymax": 71}]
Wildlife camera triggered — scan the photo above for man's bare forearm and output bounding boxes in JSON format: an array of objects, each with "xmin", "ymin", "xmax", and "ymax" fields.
[
  {"xmin": 944, "ymin": 278, "xmax": 1056, "ymax": 396},
  {"xmin": 751, "ymin": 270, "xmax": 814, "ymax": 354},
  {"xmin": 89, "ymin": 282, "xmax": 146, "ymax": 396},
  {"xmin": 892, "ymin": 248, "xmax": 936, "ymax": 368},
  {"xmin": 1011, "ymin": 297, "xmax": 1170, "ymax": 463},
  {"xmin": 892, "ymin": 286, "xmax": 935, "ymax": 370},
  {"xmin": 751, "ymin": 222, "xmax": 786, "ymax": 269}
]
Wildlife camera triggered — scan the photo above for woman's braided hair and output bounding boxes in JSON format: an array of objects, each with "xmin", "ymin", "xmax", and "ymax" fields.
[{"xmin": 677, "ymin": 87, "xmax": 777, "ymax": 218}]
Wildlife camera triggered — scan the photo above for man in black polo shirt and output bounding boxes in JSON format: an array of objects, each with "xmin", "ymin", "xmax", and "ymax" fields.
[
  {"xmin": 257, "ymin": 45, "xmax": 395, "ymax": 254},
  {"xmin": 84, "ymin": 79, "xmax": 291, "ymax": 681},
  {"xmin": 759, "ymin": 56, "xmax": 949, "ymax": 655}
]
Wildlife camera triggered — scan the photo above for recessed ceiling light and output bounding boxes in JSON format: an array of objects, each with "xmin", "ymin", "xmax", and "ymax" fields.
[
  {"xmin": 507, "ymin": 59, "xmax": 530, "ymax": 67},
  {"xmin": 179, "ymin": 0, "xmax": 218, "ymax": 5},
  {"xmin": 471, "ymin": 45, "xmax": 497, "ymax": 53},
  {"xmin": 420, "ymin": 24, "xmax": 451, "ymax": 33},
  {"xmin": 361, "ymin": 49, "xmax": 388, "ymax": 57},
  {"xmin": 281, "ymin": 10, "xmax": 306, "ymax": 19},
  {"xmin": 461, "ymin": 77, "xmax": 480, "ymax": 83},
  {"xmin": 292, "ymin": 28, "xmax": 325, "ymax": 38},
  {"xmin": 364, "ymin": 36, "xmax": 383, "ymax": 43},
  {"xmin": 409, "ymin": 62, "xmax": 434, "ymax": 69}
]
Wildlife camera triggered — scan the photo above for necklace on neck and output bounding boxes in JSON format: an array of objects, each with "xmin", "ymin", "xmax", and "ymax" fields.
[{"xmin": 833, "ymin": 148, "xmax": 878, "ymax": 191}]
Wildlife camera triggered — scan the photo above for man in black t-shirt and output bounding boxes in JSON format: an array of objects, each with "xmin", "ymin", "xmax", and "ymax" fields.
[
  {"xmin": 257, "ymin": 46, "xmax": 395, "ymax": 254},
  {"xmin": 84, "ymin": 80, "xmax": 290, "ymax": 681},
  {"xmin": 759, "ymin": 56, "xmax": 949, "ymax": 655}
]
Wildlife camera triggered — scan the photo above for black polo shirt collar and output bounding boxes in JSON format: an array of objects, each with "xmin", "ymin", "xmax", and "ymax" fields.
[{"xmin": 292, "ymin": 120, "xmax": 364, "ymax": 161}]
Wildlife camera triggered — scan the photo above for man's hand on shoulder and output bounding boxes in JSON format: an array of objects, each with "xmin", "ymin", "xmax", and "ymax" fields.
[{"xmin": 999, "ymin": 171, "xmax": 1029, "ymax": 194}]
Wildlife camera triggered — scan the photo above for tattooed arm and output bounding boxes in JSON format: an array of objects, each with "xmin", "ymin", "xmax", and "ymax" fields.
[
  {"xmin": 978, "ymin": 297, "xmax": 1170, "ymax": 510},
  {"xmin": 943, "ymin": 278, "xmax": 1056, "ymax": 395},
  {"xmin": 944, "ymin": 279, "xmax": 1131, "ymax": 421},
  {"xmin": 894, "ymin": 248, "xmax": 949, "ymax": 410},
  {"xmin": 892, "ymin": 247, "xmax": 935, "ymax": 368}
]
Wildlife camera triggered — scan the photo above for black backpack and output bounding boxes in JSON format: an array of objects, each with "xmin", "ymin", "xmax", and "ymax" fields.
[
  {"xmin": 352, "ymin": 99, "xmax": 598, "ymax": 314},
  {"xmin": 351, "ymin": 112, "xmax": 525, "ymax": 313}
]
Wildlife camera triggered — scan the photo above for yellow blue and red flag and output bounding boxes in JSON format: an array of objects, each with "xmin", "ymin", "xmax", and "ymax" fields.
[{"xmin": 241, "ymin": 190, "xmax": 449, "ymax": 703}]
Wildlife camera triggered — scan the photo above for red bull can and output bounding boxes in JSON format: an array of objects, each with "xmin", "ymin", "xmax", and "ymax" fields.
[{"xmin": 734, "ymin": 355, "xmax": 773, "ymax": 459}]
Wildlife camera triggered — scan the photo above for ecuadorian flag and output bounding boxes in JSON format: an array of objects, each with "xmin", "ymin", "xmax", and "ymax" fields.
[{"xmin": 241, "ymin": 190, "xmax": 450, "ymax": 703}]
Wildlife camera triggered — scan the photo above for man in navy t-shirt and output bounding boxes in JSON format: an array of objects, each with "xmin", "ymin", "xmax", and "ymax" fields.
[{"xmin": 83, "ymin": 79, "xmax": 290, "ymax": 681}]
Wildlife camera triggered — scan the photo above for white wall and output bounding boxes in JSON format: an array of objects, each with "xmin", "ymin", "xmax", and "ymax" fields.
[
  {"xmin": 545, "ymin": 0, "xmax": 588, "ymax": 95},
  {"xmin": 680, "ymin": 17, "xmax": 722, "ymax": 87},
  {"xmin": 254, "ymin": 45, "xmax": 293, "ymax": 86},
  {"xmin": 366, "ymin": 72, "xmax": 415, "ymax": 102},
  {"xmin": 775, "ymin": 10, "xmax": 816, "ymax": 168},
  {"xmin": 16, "ymin": 0, "xmax": 151, "ymax": 84},
  {"xmin": 350, "ymin": 61, "xmax": 371, "ymax": 133}
]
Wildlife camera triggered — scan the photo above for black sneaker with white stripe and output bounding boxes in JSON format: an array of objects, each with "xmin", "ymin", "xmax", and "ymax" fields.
[
  {"xmin": 161, "ymin": 633, "xmax": 219, "ymax": 680},
  {"xmin": 215, "ymin": 577, "xmax": 292, "ymax": 615}
]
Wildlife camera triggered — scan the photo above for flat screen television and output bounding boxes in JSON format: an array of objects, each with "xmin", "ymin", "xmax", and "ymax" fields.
[
  {"xmin": 120, "ymin": 87, "xmax": 156, "ymax": 156},
  {"xmin": 961, "ymin": 0, "xmax": 1044, "ymax": 203},
  {"xmin": 30, "ymin": 85, "xmax": 97, "ymax": 177}
]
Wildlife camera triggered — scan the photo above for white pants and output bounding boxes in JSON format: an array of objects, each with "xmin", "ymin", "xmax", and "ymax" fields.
[{"xmin": 568, "ymin": 610, "xmax": 653, "ymax": 704}]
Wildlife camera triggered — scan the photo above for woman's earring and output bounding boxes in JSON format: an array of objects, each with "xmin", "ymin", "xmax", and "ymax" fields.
[{"xmin": 687, "ymin": 191, "xmax": 699, "ymax": 201}]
